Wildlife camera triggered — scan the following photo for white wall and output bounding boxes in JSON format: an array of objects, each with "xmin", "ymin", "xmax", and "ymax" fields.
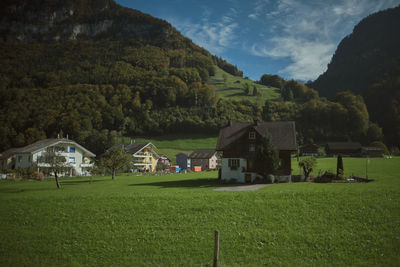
[{"xmin": 221, "ymin": 158, "xmax": 247, "ymax": 183}]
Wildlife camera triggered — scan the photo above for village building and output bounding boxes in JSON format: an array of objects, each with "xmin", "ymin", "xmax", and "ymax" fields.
[
  {"xmin": 116, "ymin": 142, "xmax": 159, "ymax": 172},
  {"xmin": 0, "ymin": 138, "xmax": 95, "ymax": 176},
  {"xmin": 176, "ymin": 152, "xmax": 191, "ymax": 170},
  {"xmin": 325, "ymin": 142, "xmax": 362, "ymax": 157},
  {"xmin": 300, "ymin": 143, "xmax": 319, "ymax": 156},
  {"xmin": 188, "ymin": 149, "xmax": 219, "ymax": 171},
  {"xmin": 216, "ymin": 121, "xmax": 298, "ymax": 183},
  {"xmin": 362, "ymin": 146, "xmax": 385, "ymax": 157}
]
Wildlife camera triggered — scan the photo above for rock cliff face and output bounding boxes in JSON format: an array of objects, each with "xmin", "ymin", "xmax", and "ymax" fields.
[{"xmin": 0, "ymin": 0, "xmax": 175, "ymax": 42}]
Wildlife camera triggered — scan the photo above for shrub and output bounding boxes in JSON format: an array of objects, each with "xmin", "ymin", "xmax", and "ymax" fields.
[{"xmin": 314, "ymin": 171, "xmax": 334, "ymax": 183}]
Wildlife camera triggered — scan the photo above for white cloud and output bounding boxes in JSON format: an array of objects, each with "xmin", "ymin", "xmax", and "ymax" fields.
[{"xmin": 168, "ymin": 10, "xmax": 238, "ymax": 54}]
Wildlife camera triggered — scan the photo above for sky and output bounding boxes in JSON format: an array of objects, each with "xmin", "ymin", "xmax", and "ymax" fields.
[{"xmin": 116, "ymin": 0, "xmax": 400, "ymax": 81}]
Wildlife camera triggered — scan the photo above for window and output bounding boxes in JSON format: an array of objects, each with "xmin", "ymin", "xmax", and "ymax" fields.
[
  {"xmin": 69, "ymin": 147, "xmax": 75, "ymax": 153},
  {"xmin": 249, "ymin": 131, "xmax": 256, "ymax": 140},
  {"xmin": 17, "ymin": 155, "xmax": 22, "ymax": 163},
  {"xmin": 249, "ymin": 144, "xmax": 255, "ymax": 152},
  {"xmin": 69, "ymin": 157, "xmax": 76, "ymax": 164},
  {"xmin": 228, "ymin": 159, "xmax": 240, "ymax": 170}
]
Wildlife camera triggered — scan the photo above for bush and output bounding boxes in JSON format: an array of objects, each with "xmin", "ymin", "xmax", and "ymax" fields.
[
  {"xmin": 291, "ymin": 175, "xmax": 304, "ymax": 182},
  {"xmin": 314, "ymin": 171, "xmax": 335, "ymax": 183}
]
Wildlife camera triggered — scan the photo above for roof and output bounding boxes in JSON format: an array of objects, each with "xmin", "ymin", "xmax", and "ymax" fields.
[
  {"xmin": 326, "ymin": 142, "xmax": 362, "ymax": 151},
  {"xmin": 0, "ymin": 147, "xmax": 24, "ymax": 160},
  {"xmin": 3, "ymin": 139, "xmax": 96, "ymax": 157},
  {"xmin": 116, "ymin": 142, "xmax": 159, "ymax": 157},
  {"xmin": 216, "ymin": 121, "xmax": 297, "ymax": 151},
  {"xmin": 189, "ymin": 149, "xmax": 216, "ymax": 159}
]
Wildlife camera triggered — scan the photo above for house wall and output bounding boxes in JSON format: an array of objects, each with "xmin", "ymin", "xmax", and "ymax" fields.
[
  {"xmin": 221, "ymin": 158, "xmax": 248, "ymax": 182},
  {"xmin": 15, "ymin": 153, "xmax": 31, "ymax": 169},
  {"xmin": 209, "ymin": 154, "xmax": 218, "ymax": 170}
]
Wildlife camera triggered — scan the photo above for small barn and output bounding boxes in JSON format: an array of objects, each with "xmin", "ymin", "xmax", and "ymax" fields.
[
  {"xmin": 325, "ymin": 142, "xmax": 362, "ymax": 157},
  {"xmin": 300, "ymin": 143, "xmax": 319, "ymax": 156},
  {"xmin": 189, "ymin": 149, "xmax": 219, "ymax": 171}
]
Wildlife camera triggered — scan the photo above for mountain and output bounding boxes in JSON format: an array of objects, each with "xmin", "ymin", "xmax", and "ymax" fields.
[
  {"xmin": 311, "ymin": 5, "xmax": 400, "ymax": 97},
  {"xmin": 0, "ymin": 0, "xmax": 247, "ymax": 154},
  {"xmin": 310, "ymin": 5, "xmax": 400, "ymax": 148}
]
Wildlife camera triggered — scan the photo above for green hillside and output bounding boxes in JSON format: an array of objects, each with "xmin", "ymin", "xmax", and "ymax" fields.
[{"xmin": 209, "ymin": 67, "xmax": 281, "ymax": 104}]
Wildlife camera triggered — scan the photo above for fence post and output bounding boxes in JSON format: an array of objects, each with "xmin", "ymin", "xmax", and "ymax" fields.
[{"xmin": 213, "ymin": 230, "xmax": 219, "ymax": 267}]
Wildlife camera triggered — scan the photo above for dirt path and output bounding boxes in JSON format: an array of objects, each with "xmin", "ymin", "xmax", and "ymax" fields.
[{"xmin": 214, "ymin": 184, "xmax": 270, "ymax": 191}]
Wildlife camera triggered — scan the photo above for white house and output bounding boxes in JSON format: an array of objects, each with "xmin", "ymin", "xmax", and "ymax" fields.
[{"xmin": 4, "ymin": 138, "xmax": 96, "ymax": 176}]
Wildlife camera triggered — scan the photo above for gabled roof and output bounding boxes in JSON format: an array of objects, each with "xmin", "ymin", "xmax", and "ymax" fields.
[
  {"xmin": 216, "ymin": 121, "xmax": 297, "ymax": 151},
  {"xmin": 189, "ymin": 149, "xmax": 216, "ymax": 159},
  {"xmin": 4, "ymin": 139, "xmax": 96, "ymax": 157},
  {"xmin": 117, "ymin": 142, "xmax": 159, "ymax": 158},
  {"xmin": 326, "ymin": 142, "xmax": 362, "ymax": 151}
]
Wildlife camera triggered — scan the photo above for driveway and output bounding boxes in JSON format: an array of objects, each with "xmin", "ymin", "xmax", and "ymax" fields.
[{"xmin": 214, "ymin": 184, "xmax": 270, "ymax": 191}]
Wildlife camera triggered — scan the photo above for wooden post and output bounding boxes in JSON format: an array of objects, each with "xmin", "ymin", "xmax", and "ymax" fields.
[{"xmin": 213, "ymin": 230, "xmax": 219, "ymax": 267}]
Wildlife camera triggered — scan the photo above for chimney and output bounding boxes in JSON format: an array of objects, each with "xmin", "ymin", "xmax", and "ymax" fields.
[
  {"xmin": 57, "ymin": 133, "xmax": 60, "ymax": 139},
  {"xmin": 254, "ymin": 119, "xmax": 260, "ymax": 126},
  {"xmin": 66, "ymin": 134, "xmax": 69, "ymax": 140},
  {"xmin": 130, "ymin": 139, "xmax": 132, "ymax": 144}
]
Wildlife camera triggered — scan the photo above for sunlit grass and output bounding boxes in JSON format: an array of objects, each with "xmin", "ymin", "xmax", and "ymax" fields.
[{"xmin": 0, "ymin": 157, "xmax": 399, "ymax": 266}]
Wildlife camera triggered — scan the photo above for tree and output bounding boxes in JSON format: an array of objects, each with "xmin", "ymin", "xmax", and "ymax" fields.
[
  {"xmin": 255, "ymin": 132, "xmax": 280, "ymax": 178},
  {"xmin": 336, "ymin": 154, "xmax": 344, "ymax": 179},
  {"xmin": 252, "ymin": 86, "xmax": 258, "ymax": 96},
  {"xmin": 99, "ymin": 146, "xmax": 132, "ymax": 180},
  {"xmin": 38, "ymin": 147, "xmax": 70, "ymax": 189},
  {"xmin": 298, "ymin": 157, "xmax": 317, "ymax": 181},
  {"xmin": 243, "ymin": 83, "xmax": 250, "ymax": 95}
]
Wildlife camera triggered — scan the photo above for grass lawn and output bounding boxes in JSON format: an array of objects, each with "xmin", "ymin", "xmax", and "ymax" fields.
[
  {"xmin": 122, "ymin": 134, "xmax": 218, "ymax": 163},
  {"xmin": 0, "ymin": 157, "xmax": 399, "ymax": 266},
  {"xmin": 209, "ymin": 67, "xmax": 281, "ymax": 105}
]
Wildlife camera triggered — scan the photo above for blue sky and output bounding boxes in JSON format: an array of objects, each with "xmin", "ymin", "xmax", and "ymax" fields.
[{"xmin": 116, "ymin": 0, "xmax": 400, "ymax": 81}]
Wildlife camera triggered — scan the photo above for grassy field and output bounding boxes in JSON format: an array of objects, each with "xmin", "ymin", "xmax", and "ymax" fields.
[
  {"xmin": 1, "ymin": 157, "xmax": 399, "ymax": 266},
  {"xmin": 209, "ymin": 67, "xmax": 281, "ymax": 105},
  {"xmin": 122, "ymin": 134, "xmax": 218, "ymax": 163}
]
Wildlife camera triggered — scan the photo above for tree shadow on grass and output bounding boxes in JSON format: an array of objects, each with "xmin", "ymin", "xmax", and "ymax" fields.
[{"xmin": 130, "ymin": 178, "xmax": 219, "ymax": 188}]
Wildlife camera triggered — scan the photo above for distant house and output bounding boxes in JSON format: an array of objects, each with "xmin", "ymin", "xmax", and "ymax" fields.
[
  {"xmin": 216, "ymin": 121, "xmax": 298, "ymax": 183},
  {"xmin": 116, "ymin": 142, "xmax": 159, "ymax": 172},
  {"xmin": 157, "ymin": 154, "xmax": 171, "ymax": 168},
  {"xmin": 300, "ymin": 143, "xmax": 319, "ymax": 156},
  {"xmin": 188, "ymin": 149, "xmax": 219, "ymax": 171},
  {"xmin": 176, "ymin": 152, "xmax": 190, "ymax": 170},
  {"xmin": 362, "ymin": 146, "xmax": 384, "ymax": 157},
  {"xmin": 0, "ymin": 138, "xmax": 95, "ymax": 176},
  {"xmin": 325, "ymin": 142, "xmax": 362, "ymax": 157}
]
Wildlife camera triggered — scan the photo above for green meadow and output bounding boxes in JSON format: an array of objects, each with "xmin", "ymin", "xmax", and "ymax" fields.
[
  {"xmin": 209, "ymin": 67, "xmax": 281, "ymax": 105},
  {"xmin": 0, "ymin": 157, "xmax": 399, "ymax": 266}
]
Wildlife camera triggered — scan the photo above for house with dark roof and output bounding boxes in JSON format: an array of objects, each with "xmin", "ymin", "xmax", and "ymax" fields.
[
  {"xmin": 176, "ymin": 152, "xmax": 190, "ymax": 170},
  {"xmin": 115, "ymin": 142, "xmax": 159, "ymax": 172},
  {"xmin": 300, "ymin": 143, "xmax": 319, "ymax": 156},
  {"xmin": 216, "ymin": 121, "xmax": 298, "ymax": 183},
  {"xmin": 325, "ymin": 142, "xmax": 362, "ymax": 157},
  {"xmin": 188, "ymin": 149, "xmax": 219, "ymax": 171},
  {"xmin": 0, "ymin": 138, "xmax": 95, "ymax": 176}
]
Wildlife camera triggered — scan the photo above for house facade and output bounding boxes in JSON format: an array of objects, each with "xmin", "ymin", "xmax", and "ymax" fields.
[
  {"xmin": 176, "ymin": 152, "xmax": 190, "ymax": 170},
  {"xmin": 188, "ymin": 149, "xmax": 219, "ymax": 171},
  {"xmin": 216, "ymin": 121, "xmax": 298, "ymax": 183},
  {"xmin": 118, "ymin": 142, "xmax": 159, "ymax": 172},
  {"xmin": 0, "ymin": 138, "xmax": 95, "ymax": 176},
  {"xmin": 300, "ymin": 143, "xmax": 319, "ymax": 156}
]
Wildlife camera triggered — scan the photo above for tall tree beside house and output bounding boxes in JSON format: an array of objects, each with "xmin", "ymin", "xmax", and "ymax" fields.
[
  {"xmin": 255, "ymin": 132, "xmax": 280, "ymax": 179},
  {"xmin": 37, "ymin": 147, "xmax": 69, "ymax": 189},
  {"xmin": 99, "ymin": 147, "xmax": 132, "ymax": 180}
]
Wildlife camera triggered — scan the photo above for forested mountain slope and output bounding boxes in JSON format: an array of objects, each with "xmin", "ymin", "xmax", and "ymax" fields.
[{"xmin": 311, "ymin": 5, "xmax": 400, "ymax": 147}]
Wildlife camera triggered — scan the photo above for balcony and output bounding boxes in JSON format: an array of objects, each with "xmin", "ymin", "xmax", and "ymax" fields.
[
  {"xmin": 133, "ymin": 152, "xmax": 152, "ymax": 158},
  {"xmin": 81, "ymin": 163, "xmax": 94, "ymax": 168}
]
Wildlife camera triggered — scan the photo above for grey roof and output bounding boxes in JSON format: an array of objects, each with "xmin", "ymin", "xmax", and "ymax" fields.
[
  {"xmin": 0, "ymin": 147, "xmax": 24, "ymax": 160},
  {"xmin": 189, "ymin": 149, "xmax": 217, "ymax": 159},
  {"xmin": 216, "ymin": 121, "xmax": 298, "ymax": 151},
  {"xmin": 115, "ymin": 142, "xmax": 158, "ymax": 157},
  {"xmin": 326, "ymin": 142, "xmax": 362, "ymax": 150},
  {"xmin": 3, "ymin": 138, "xmax": 96, "ymax": 157}
]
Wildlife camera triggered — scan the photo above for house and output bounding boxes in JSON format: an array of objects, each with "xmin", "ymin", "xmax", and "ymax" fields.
[
  {"xmin": 325, "ymin": 142, "xmax": 362, "ymax": 157},
  {"xmin": 216, "ymin": 121, "xmax": 298, "ymax": 183},
  {"xmin": 117, "ymin": 142, "xmax": 159, "ymax": 172},
  {"xmin": 176, "ymin": 152, "xmax": 191, "ymax": 170},
  {"xmin": 188, "ymin": 149, "xmax": 219, "ymax": 171},
  {"xmin": 157, "ymin": 154, "xmax": 171, "ymax": 168},
  {"xmin": 300, "ymin": 143, "xmax": 319, "ymax": 156},
  {"xmin": 0, "ymin": 147, "xmax": 23, "ymax": 171},
  {"xmin": 0, "ymin": 138, "xmax": 95, "ymax": 176},
  {"xmin": 362, "ymin": 146, "xmax": 384, "ymax": 157}
]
